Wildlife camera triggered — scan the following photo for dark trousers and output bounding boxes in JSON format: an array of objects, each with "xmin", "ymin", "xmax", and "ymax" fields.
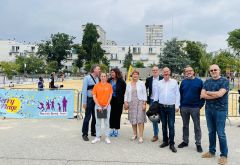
[
  {"xmin": 82, "ymin": 97, "xmax": 96, "ymax": 136},
  {"xmin": 180, "ymin": 107, "xmax": 201, "ymax": 145},
  {"xmin": 110, "ymin": 97, "xmax": 123, "ymax": 129},
  {"xmin": 160, "ymin": 106, "xmax": 175, "ymax": 145}
]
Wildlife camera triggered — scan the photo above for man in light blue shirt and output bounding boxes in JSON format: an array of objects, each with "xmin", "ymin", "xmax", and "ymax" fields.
[
  {"xmin": 154, "ymin": 67, "xmax": 180, "ymax": 153},
  {"xmin": 82, "ymin": 65, "xmax": 100, "ymax": 141}
]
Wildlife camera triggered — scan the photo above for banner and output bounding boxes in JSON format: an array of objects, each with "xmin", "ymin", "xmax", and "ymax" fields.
[{"xmin": 0, "ymin": 89, "xmax": 74, "ymax": 118}]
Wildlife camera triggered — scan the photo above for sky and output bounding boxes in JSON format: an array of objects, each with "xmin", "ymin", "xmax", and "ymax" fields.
[{"xmin": 0, "ymin": 0, "xmax": 239, "ymax": 52}]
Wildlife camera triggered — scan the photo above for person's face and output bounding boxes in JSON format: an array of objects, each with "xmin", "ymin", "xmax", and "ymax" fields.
[
  {"xmin": 209, "ymin": 65, "xmax": 220, "ymax": 79},
  {"xmin": 185, "ymin": 67, "xmax": 195, "ymax": 79},
  {"xmin": 163, "ymin": 68, "xmax": 170, "ymax": 80},
  {"xmin": 132, "ymin": 73, "xmax": 139, "ymax": 81},
  {"xmin": 100, "ymin": 73, "xmax": 107, "ymax": 82},
  {"xmin": 94, "ymin": 66, "xmax": 101, "ymax": 76},
  {"xmin": 152, "ymin": 67, "xmax": 159, "ymax": 77},
  {"xmin": 111, "ymin": 71, "xmax": 116, "ymax": 79}
]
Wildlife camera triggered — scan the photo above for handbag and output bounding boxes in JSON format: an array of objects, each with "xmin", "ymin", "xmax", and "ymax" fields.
[{"xmin": 96, "ymin": 108, "xmax": 107, "ymax": 119}]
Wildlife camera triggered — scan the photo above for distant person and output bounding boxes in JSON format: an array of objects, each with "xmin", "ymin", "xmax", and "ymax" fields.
[
  {"xmin": 49, "ymin": 72, "xmax": 57, "ymax": 89},
  {"xmin": 145, "ymin": 66, "xmax": 163, "ymax": 142},
  {"xmin": 9, "ymin": 82, "xmax": 14, "ymax": 88},
  {"xmin": 108, "ymin": 68, "xmax": 126, "ymax": 137},
  {"xmin": 201, "ymin": 64, "xmax": 229, "ymax": 165},
  {"xmin": 38, "ymin": 77, "xmax": 44, "ymax": 91},
  {"xmin": 124, "ymin": 70, "xmax": 147, "ymax": 143}
]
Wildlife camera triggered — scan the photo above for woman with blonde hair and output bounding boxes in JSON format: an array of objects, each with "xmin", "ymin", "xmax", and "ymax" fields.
[{"xmin": 124, "ymin": 70, "xmax": 147, "ymax": 143}]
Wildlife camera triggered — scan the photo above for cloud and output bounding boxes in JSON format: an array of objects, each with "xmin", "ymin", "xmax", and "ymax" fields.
[{"xmin": 0, "ymin": 0, "xmax": 239, "ymax": 51}]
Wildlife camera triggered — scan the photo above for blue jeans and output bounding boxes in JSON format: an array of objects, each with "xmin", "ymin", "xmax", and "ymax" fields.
[
  {"xmin": 160, "ymin": 106, "xmax": 175, "ymax": 145},
  {"xmin": 150, "ymin": 99, "xmax": 159, "ymax": 136},
  {"xmin": 205, "ymin": 109, "xmax": 228, "ymax": 157},
  {"xmin": 82, "ymin": 97, "xmax": 96, "ymax": 136},
  {"xmin": 94, "ymin": 105, "xmax": 111, "ymax": 137}
]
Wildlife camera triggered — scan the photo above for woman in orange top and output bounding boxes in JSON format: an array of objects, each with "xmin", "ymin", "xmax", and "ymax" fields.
[{"xmin": 92, "ymin": 72, "xmax": 113, "ymax": 144}]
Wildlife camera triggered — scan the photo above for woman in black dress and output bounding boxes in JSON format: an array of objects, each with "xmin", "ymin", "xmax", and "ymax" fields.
[{"xmin": 108, "ymin": 68, "xmax": 126, "ymax": 137}]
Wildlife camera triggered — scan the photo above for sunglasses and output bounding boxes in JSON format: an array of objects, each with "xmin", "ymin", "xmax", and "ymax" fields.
[{"xmin": 209, "ymin": 69, "xmax": 218, "ymax": 72}]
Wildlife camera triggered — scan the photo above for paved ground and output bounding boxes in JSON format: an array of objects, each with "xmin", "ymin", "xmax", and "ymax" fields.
[{"xmin": 0, "ymin": 115, "xmax": 240, "ymax": 165}]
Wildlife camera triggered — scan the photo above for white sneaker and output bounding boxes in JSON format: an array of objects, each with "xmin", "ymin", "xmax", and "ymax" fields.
[
  {"xmin": 91, "ymin": 137, "xmax": 100, "ymax": 144},
  {"xmin": 105, "ymin": 137, "xmax": 111, "ymax": 144}
]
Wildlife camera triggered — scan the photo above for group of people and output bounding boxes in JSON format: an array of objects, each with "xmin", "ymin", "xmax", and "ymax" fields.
[{"xmin": 81, "ymin": 64, "xmax": 229, "ymax": 165}]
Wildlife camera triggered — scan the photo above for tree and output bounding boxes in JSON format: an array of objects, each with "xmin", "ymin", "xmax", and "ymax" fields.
[
  {"xmin": 227, "ymin": 28, "xmax": 240, "ymax": 56},
  {"xmin": 82, "ymin": 23, "xmax": 99, "ymax": 63},
  {"xmin": 212, "ymin": 51, "xmax": 236, "ymax": 74},
  {"xmin": 37, "ymin": 33, "xmax": 75, "ymax": 70},
  {"xmin": 199, "ymin": 52, "xmax": 212, "ymax": 77},
  {"xmin": 45, "ymin": 61, "xmax": 58, "ymax": 74},
  {"xmin": 123, "ymin": 47, "xmax": 133, "ymax": 70},
  {"xmin": 81, "ymin": 23, "xmax": 108, "ymax": 71},
  {"xmin": 183, "ymin": 41, "xmax": 207, "ymax": 73},
  {"xmin": 0, "ymin": 62, "xmax": 19, "ymax": 79},
  {"xmin": 134, "ymin": 61, "xmax": 145, "ymax": 68},
  {"xmin": 15, "ymin": 55, "xmax": 45, "ymax": 74},
  {"xmin": 159, "ymin": 38, "xmax": 191, "ymax": 74},
  {"xmin": 72, "ymin": 44, "xmax": 86, "ymax": 70}
]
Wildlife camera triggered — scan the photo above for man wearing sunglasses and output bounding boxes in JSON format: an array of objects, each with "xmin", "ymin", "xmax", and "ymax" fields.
[{"xmin": 201, "ymin": 64, "xmax": 229, "ymax": 165}]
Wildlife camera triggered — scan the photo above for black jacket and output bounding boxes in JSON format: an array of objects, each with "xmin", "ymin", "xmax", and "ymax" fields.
[
  {"xmin": 145, "ymin": 75, "xmax": 163, "ymax": 104},
  {"xmin": 108, "ymin": 78, "xmax": 126, "ymax": 105}
]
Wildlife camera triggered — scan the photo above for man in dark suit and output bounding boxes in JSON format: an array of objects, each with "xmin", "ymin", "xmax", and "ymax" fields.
[{"xmin": 145, "ymin": 66, "xmax": 163, "ymax": 142}]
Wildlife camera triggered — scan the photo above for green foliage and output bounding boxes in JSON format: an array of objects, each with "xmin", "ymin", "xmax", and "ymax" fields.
[
  {"xmin": 134, "ymin": 61, "xmax": 145, "ymax": 68},
  {"xmin": 199, "ymin": 52, "xmax": 212, "ymax": 76},
  {"xmin": 0, "ymin": 62, "xmax": 19, "ymax": 79},
  {"xmin": 123, "ymin": 47, "xmax": 133, "ymax": 70},
  {"xmin": 45, "ymin": 61, "xmax": 58, "ymax": 74},
  {"xmin": 212, "ymin": 51, "xmax": 236, "ymax": 73},
  {"xmin": 81, "ymin": 23, "xmax": 108, "ymax": 71},
  {"xmin": 37, "ymin": 32, "xmax": 75, "ymax": 70},
  {"xmin": 159, "ymin": 38, "xmax": 191, "ymax": 74},
  {"xmin": 227, "ymin": 28, "xmax": 240, "ymax": 55},
  {"xmin": 72, "ymin": 44, "xmax": 86, "ymax": 70},
  {"xmin": 15, "ymin": 55, "xmax": 45, "ymax": 74},
  {"xmin": 82, "ymin": 23, "xmax": 99, "ymax": 62},
  {"xmin": 183, "ymin": 41, "xmax": 207, "ymax": 72}
]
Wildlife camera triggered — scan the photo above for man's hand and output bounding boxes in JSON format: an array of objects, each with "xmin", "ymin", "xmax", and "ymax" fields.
[
  {"xmin": 83, "ymin": 104, "xmax": 87, "ymax": 110},
  {"xmin": 175, "ymin": 108, "xmax": 179, "ymax": 112}
]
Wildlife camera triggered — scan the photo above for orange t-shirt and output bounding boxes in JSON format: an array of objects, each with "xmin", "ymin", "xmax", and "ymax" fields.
[{"xmin": 92, "ymin": 82, "xmax": 113, "ymax": 106}]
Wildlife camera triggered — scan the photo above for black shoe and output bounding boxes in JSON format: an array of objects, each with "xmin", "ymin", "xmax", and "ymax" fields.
[
  {"xmin": 196, "ymin": 145, "xmax": 203, "ymax": 153},
  {"xmin": 170, "ymin": 145, "xmax": 177, "ymax": 153},
  {"xmin": 91, "ymin": 133, "xmax": 96, "ymax": 137},
  {"xmin": 159, "ymin": 142, "xmax": 169, "ymax": 148},
  {"xmin": 178, "ymin": 142, "xmax": 188, "ymax": 148},
  {"xmin": 82, "ymin": 135, "xmax": 89, "ymax": 141}
]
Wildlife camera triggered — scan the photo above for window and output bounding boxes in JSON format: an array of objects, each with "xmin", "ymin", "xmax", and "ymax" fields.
[{"xmin": 149, "ymin": 47, "xmax": 152, "ymax": 54}]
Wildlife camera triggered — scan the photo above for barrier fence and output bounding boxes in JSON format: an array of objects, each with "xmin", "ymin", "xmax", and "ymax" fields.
[{"xmin": 0, "ymin": 88, "xmax": 239, "ymax": 119}]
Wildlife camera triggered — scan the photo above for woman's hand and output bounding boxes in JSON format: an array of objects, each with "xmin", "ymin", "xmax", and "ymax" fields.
[
  {"xmin": 124, "ymin": 102, "xmax": 129, "ymax": 110},
  {"xmin": 142, "ymin": 104, "xmax": 146, "ymax": 111}
]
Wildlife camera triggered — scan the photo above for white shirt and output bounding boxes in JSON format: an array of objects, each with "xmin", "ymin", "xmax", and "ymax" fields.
[
  {"xmin": 151, "ymin": 76, "xmax": 160, "ymax": 99},
  {"xmin": 154, "ymin": 78, "xmax": 180, "ymax": 109}
]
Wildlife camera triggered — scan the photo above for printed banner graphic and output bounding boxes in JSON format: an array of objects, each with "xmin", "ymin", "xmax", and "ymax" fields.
[{"xmin": 0, "ymin": 89, "xmax": 74, "ymax": 118}]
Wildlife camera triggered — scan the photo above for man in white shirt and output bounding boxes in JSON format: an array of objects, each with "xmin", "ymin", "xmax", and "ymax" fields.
[{"xmin": 154, "ymin": 67, "xmax": 180, "ymax": 153}]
